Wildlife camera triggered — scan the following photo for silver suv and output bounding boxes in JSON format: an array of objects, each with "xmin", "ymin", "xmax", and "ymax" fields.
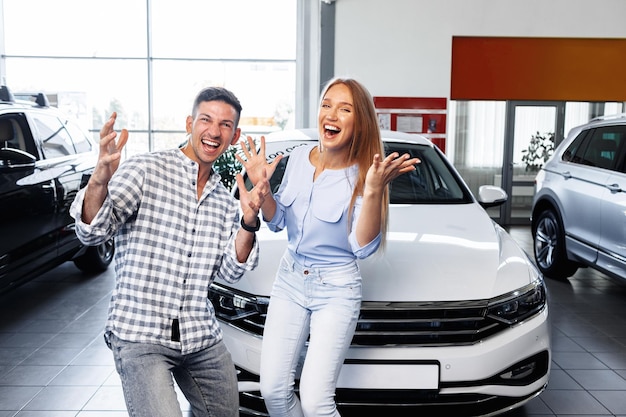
[{"xmin": 531, "ymin": 113, "xmax": 626, "ymax": 281}]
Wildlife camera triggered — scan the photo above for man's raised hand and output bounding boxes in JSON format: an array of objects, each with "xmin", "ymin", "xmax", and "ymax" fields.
[{"xmin": 91, "ymin": 112, "xmax": 129, "ymax": 187}]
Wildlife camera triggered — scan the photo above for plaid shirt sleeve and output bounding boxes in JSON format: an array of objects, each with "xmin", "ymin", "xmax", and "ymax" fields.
[
  {"xmin": 70, "ymin": 160, "xmax": 144, "ymax": 246},
  {"xmin": 218, "ymin": 217, "xmax": 260, "ymax": 283}
]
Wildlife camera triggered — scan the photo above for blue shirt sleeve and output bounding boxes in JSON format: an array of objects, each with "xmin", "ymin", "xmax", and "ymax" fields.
[{"xmin": 348, "ymin": 195, "xmax": 382, "ymax": 258}]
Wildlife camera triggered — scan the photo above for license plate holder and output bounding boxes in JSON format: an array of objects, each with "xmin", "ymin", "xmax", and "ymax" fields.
[{"xmin": 336, "ymin": 360, "xmax": 440, "ymax": 390}]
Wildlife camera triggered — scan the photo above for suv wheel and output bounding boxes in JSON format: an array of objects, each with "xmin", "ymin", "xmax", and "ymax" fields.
[
  {"xmin": 533, "ymin": 209, "xmax": 578, "ymax": 280},
  {"xmin": 74, "ymin": 238, "xmax": 115, "ymax": 273}
]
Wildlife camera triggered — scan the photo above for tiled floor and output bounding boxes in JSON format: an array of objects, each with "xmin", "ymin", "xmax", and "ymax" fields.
[
  {"xmin": 504, "ymin": 227, "xmax": 626, "ymax": 417},
  {"xmin": 0, "ymin": 226, "xmax": 625, "ymax": 416},
  {"xmin": 0, "ymin": 262, "xmax": 196, "ymax": 417}
]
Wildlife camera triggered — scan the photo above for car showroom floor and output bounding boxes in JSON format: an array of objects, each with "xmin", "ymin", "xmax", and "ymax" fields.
[{"xmin": 0, "ymin": 226, "xmax": 625, "ymax": 417}]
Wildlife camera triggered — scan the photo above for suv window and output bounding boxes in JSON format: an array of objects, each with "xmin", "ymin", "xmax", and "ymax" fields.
[
  {"xmin": 0, "ymin": 114, "xmax": 37, "ymax": 156},
  {"xmin": 64, "ymin": 119, "xmax": 93, "ymax": 154},
  {"xmin": 562, "ymin": 131, "xmax": 589, "ymax": 164},
  {"xmin": 562, "ymin": 125, "xmax": 626, "ymax": 172},
  {"xmin": 33, "ymin": 113, "xmax": 78, "ymax": 158}
]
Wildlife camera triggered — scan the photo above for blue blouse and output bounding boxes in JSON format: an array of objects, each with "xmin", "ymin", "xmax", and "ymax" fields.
[{"xmin": 266, "ymin": 144, "xmax": 381, "ymax": 267}]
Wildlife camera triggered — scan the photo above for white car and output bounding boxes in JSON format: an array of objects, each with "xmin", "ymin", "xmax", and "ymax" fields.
[{"xmin": 210, "ymin": 129, "xmax": 550, "ymax": 417}]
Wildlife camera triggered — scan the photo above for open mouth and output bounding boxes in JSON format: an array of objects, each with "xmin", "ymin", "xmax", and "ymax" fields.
[
  {"xmin": 324, "ymin": 124, "xmax": 341, "ymax": 137},
  {"xmin": 201, "ymin": 138, "xmax": 220, "ymax": 150}
]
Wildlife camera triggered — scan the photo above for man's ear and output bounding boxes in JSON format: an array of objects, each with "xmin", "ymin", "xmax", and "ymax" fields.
[
  {"xmin": 230, "ymin": 128, "xmax": 242, "ymax": 146},
  {"xmin": 185, "ymin": 116, "xmax": 193, "ymax": 134}
]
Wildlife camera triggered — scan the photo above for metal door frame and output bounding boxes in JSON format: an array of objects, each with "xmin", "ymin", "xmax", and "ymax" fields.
[{"xmin": 500, "ymin": 100, "xmax": 565, "ymax": 225}]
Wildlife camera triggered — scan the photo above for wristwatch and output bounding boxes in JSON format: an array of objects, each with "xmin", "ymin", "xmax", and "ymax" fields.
[{"xmin": 240, "ymin": 216, "xmax": 261, "ymax": 233}]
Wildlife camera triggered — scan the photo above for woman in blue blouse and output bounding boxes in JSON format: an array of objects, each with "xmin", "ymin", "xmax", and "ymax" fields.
[{"xmin": 238, "ymin": 77, "xmax": 419, "ymax": 417}]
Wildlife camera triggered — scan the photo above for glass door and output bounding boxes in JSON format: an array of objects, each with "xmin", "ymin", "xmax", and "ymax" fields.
[{"xmin": 500, "ymin": 101, "xmax": 565, "ymax": 225}]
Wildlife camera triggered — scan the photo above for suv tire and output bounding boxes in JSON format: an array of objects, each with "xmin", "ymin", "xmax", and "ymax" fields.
[
  {"xmin": 533, "ymin": 209, "xmax": 578, "ymax": 280},
  {"xmin": 73, "ymin": 238, "xmax": 115, "ymax": 273}
]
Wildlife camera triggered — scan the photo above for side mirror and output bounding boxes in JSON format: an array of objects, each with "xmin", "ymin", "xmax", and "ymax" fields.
[
  {"xmin": 477, "ymin": 185, "xmax": 507, "ymax": 208},
  {"xmin": 0, "ymin": 147, "xmax": 37, "ymax": 169}
]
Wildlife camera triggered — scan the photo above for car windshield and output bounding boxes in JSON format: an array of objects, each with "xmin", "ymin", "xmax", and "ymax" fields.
[
  {"xmin": 241, "ymin": 141, "xmax": 473, "ymax": 205},
  {"xmin": 385, "ymin": 142, "xmax": 471, "ymax": 204}
]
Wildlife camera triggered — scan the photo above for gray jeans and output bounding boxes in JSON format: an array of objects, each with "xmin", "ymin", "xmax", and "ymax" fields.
[{"xmin": 109, "ymin": 333, "xmax": 238, "ymax": 417}]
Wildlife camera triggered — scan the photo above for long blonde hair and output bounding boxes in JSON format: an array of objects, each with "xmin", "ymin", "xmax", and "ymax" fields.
[{"xmin": 319, "ymin": 77, "xmax": 389, "ymax": 247}]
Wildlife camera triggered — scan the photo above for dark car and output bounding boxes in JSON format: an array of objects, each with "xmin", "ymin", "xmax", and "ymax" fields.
[{"xmin": 0, "ymin": 86, "xmax": 114, "ymax": 293}]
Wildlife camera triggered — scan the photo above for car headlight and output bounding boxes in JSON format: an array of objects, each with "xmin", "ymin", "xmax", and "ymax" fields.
[
  {"xmin": 208, "ymin": 282, "xmax": 269, "ymax": 335},
  {"xmin": 486, "ymin": 279, "xmax": 547, "ymax": 325}
]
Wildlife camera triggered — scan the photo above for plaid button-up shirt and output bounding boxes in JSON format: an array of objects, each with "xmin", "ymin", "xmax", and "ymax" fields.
[{"xmin": 70, "ymin": 148, "xmax": 258, "ymax": 355}]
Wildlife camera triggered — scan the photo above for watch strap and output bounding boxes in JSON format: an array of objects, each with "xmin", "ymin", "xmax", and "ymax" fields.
[{"xmin": 240, "ymin": 216, "xmax": 261, "ymax": 233}]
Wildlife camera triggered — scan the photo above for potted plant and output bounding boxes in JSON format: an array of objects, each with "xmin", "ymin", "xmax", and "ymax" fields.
[{"xmin": 521, "ymin": 131, "xmax": 555, "ymax": 172}]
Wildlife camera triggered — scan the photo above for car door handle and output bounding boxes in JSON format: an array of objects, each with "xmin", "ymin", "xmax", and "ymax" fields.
[
  {"xmin": 41, "ymin": 180, "xmax": 56, "ymax": 191},
  {"xmin": 606, "ymin": 183, "xmax": 622, "ymax": 192},
  {"xmin": 561, "ymin": 171, "xmax": 572, "ymax": 179}
]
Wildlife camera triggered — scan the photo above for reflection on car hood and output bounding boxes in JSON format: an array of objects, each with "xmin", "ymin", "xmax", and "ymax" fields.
[
  {"xmin": 361, "ymin": 203, "xmax": 534, "ymax": 301},
  {"xmin": 222, "ymin": 202, "xmax": 535, "ymax": 302}
]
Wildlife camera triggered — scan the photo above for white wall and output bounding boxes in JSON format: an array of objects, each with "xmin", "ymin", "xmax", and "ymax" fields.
[{"xmin": 333, "ymin": 0, "xmax": 626, "ymax": 99}]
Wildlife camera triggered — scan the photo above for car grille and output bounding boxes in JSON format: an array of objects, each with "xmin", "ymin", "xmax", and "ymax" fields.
[
  {"xmin": 353, "ymin": 300, "xmax": 501, "ymax": 346},
  {"xmin": 210, "ymin": 279, "xmax": 509, "ymax": 347}
]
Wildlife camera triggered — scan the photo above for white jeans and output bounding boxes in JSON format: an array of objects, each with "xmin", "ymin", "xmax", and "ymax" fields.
[{"xmin": 260, "ymin": 252, "xmax": 362, "ymax": 417}]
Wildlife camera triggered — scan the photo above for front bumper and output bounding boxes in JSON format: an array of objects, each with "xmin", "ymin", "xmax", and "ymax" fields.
[{"xmin": 220, "ymin": 306, "xmax": 550, "ymax": 417}]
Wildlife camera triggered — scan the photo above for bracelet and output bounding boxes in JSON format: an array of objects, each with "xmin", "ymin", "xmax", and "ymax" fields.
[{"xmin": 240, "ymin": 216, "xmax": 261, "ymax": 233}]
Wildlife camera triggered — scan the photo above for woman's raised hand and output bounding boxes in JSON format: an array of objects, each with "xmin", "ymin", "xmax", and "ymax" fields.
[{"xmin": 366, "ymin": 152, "xmax": 420, "ymax": 191}]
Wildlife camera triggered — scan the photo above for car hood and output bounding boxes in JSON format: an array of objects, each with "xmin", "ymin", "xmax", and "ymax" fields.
[{"xmin": 220, "ymin": 202, "xmax": 537, "ymax": 302}]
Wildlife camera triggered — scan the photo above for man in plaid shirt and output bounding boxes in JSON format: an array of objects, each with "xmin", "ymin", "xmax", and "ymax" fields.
[{"xmin": 70, "ymin": 87, "xmax": 269, "ymax": 417}]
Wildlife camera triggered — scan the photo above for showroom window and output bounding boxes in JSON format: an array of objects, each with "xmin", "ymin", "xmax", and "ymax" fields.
[{"xmin": 0, "ymin": 0, "xmax": 297, "ymax": 157}]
